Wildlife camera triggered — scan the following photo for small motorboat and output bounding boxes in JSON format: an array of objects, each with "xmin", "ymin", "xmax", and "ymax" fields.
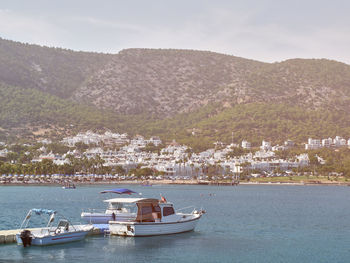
[
  {"xmin": 16, "ymin": 208, "xmax": 93, "ymax": 247},
  {"xmin": 62, "ymin": 181, "xmax": 76, "ymax": 189},
  {"xmin": 108, "ymin": 196, "xmax": 205, "ymax": 236},
  {"xmin": 81, "ymin": 188, "xmax": 138, "ymax": 224}
]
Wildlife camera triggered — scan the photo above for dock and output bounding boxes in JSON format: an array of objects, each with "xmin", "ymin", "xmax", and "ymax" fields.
[
  {"xmin": 0, "ymin": 224, "xmax": 107, "ymax": 244},
  {"xmin": 0, "ymin": 229, "xmax": 20, "ymax": 244}
]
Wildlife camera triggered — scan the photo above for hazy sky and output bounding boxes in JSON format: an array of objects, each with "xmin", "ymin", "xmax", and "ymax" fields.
[{"xmin": 1, "ymin": 0, "xmax": 349, "ymax": 64}]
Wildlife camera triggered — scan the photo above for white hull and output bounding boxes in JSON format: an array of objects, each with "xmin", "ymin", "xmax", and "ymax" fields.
[
  {"xmin": 81, "ymin": 212, "xmax": 135, "ymax": 224},
  {"xmin": 109, "ymin": 214, "xmax": 201, "ymax": 236},
  {"xmin": 16, "ymin": 230, "xmax": 89, "ymax": 246}
]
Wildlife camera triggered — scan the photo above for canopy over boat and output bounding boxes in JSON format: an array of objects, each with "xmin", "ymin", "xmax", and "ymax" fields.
[
  {"xmin": 31, "ymin": 208, "xmax": 56, "ymax": 215},
  {"xmin": 100, "ymin": 188, "xmax": 136, "ymax": 195},
  {"xmin": 103, "ymin": 197, "xmax": 158, "ymax": 204},
  {"xmin": 20, "ymin": 209, "xmax": 57, "ymax": 229}
]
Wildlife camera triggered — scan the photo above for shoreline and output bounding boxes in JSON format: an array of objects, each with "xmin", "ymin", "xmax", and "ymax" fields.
[{"xmin": 1, "ymin": 180, "xmax": 349, "ymax": 186}]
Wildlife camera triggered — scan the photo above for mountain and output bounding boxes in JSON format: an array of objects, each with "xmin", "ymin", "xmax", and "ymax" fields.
[
  {"xmin": 73, "ymin": 49, "xmax": 350, "ymax": 115},
  {"xmin": 0, "ymin": 38, "xmax": 111, "ymax": 98},
  {"xmin": 1, "ymin": 37, "xmax": 350, "ymax": 148},
  {"xmin": 73, "ymin": 49, "xmax": 262, "ymax": 115}
]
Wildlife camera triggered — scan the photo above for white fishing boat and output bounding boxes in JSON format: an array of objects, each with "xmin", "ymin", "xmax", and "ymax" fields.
[
  {"xmin": 109, "ymin": 197, "xmax": 205, "ymax": 236},
  {"xmin": 81, "ymin": 188, "xmax": 138, "ymax": 224},
  {"xmin": 16, "ymin": 208, "xmax": 93, "ymax": 247}
]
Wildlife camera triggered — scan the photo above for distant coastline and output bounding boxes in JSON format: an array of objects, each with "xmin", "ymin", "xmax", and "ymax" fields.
[{"xmin": 1, "ymin": 179, "xmax": 349, "ymax": 186}]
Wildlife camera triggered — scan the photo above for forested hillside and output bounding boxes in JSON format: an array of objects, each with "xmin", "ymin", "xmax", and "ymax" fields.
[
  {"xmin": 75, "ymin": 49, "xmax": 350, "ymax": 116},
  {"xmin": 74, "ymin": 49, "xmax": 262, "ymax": 115},
  {"xmin": 1, "ymin": 38, "xmax": 350, "ymax": 149},
  {"xmin": 0, "ymin": 38, "xmax": 111, "ymax": 98}
]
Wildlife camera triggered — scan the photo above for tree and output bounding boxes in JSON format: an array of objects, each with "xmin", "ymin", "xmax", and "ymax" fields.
[
  {"xmin": 75, "ymin": 142, "xmax": 89, "ymax": 152},
  {"xmin": 40, "ymin": 159, "xmax": 55, "ymax": 175},
  {"xmin": 114, "ymin": 165, "xmax": 126, "ymax": 175},
  {"xmin": 47, "ymin": 143, "xmax": 70, "ymax": 155},
  {"xmin": 6, "ymin": 152, "xmax": 19, "ymax": 163},
  {"xmin": 128, "ymin": 168, "xmax": 154, "ymax": 179},
  {"xmin": 94, "ymin": 155, "xmax": 105, "ymax": 174}
]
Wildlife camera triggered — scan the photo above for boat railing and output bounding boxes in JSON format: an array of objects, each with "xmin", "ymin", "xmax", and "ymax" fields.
[
  {"xmin": 38, "ymin": 227, "xmax": 51, "ymax": 235},
  {"xmin": 70, "ymin": 222, "xmax": 87, "ymax": 231},
  {"xmin": 82, "ymin": 208, "xmax": 107, "ymax": 214},
  {"xmin": 176, "ymin": 206, "xmax": 197, "ymax": 214}
]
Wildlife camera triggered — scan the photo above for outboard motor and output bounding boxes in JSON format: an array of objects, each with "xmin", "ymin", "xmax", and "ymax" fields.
[{"xmin": 20, "ymin": 230, "xmax": 32, "ymax": 247}]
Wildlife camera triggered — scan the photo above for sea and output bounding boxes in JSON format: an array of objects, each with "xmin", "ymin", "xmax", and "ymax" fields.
[{"xmin": 1, "ymin": 184, "xmax": 350, "ymax": 263}]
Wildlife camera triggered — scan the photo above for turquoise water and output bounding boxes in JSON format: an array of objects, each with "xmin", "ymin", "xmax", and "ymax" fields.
[{"xmin": 1, "ymin": 185, "xmax": 350, "ymax": 262}]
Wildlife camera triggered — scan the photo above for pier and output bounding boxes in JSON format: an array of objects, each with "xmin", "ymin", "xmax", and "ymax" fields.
[
  {"xmin": 0, "ymin": 229, "xmax": 20, "ymax": 244},
  {"xmin": 0, "ymin": 225, "xmax": 107, "ymax": 244}
]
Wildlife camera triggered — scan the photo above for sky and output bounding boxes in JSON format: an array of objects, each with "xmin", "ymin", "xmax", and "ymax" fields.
[{"xmin": 0, "ymin": 0, "xmax": 349, "ymax": 64}]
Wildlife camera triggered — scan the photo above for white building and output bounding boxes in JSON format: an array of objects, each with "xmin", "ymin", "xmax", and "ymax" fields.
[
  {"xmin": 272, "ymin": 145, "xmax": 287, "ymax": 151},
  {"xmin": 62, "ymin": 131, "xmax": 129, "ymax": 146},
  {"xmin": 322, "ymin": 138, "xmax": 333, "ymax": 147},
  {"xmin": 161, "ymin": 145, "xmax": 188, "ymax": 155},
  {"xmin": 84, "ymin": 147, "xmax": 104, "ymax": 158},
  {"xmin": 254, "ymin": 150, "xmax": 275, "ymax": 159},
  {"xmin": 284, "ymin": 140, "xmax": 295, "ymax": 147},
  {"xmin": 130, "ymin": 135, "xmax": 147, "ymax": 147},
  {"xmin": 242, "ymin": 140, "xmax": 251, "ymax": 149},
  {"xmin": 147, "ymin": 137, "xmax": 162, "ymax": 146},
  {"xmin": 305, "ymin": 138, "xmax": 321, "ymax": 150},
  {"xmin": 260, "ymin": 141, "xmax": 272, "ymax": 151},
  {"xmin": 334, "ymin": 136, "xmax": 346, "ymax": 147}
]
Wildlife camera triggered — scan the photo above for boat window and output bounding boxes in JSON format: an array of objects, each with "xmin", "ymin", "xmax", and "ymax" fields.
[
  {"xmin": 141, "ymin": 206, "xmax": 153, "ymax": 214},
  {"xmin": 152, "ymin": 205, "xmax": 162, "ymax": 220},
  {"xmin": 109, "ymin": 203, "xmax": 123, "ymax": 210},
  {"xmin": 125, "ymin": 204, "xmax": 137, "ymax": 213},
  {"xmin": 153, "ymin": 206, "xmax": 161, "ymax": 212},
  {"xmin": 163, "ymin": 206, "xmax": 175, "ymax": 216},
  {"xmin": 136, "ymin": 202, "xmax": 159, "ymax": 222},
  {"xmin": 57, "ymin": 220, "xmax": 69, "ymax": 230}
]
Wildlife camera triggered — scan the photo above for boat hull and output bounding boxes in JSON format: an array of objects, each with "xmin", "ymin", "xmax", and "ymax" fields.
[
  {"xmin": 109, "ymin": 214, "xmax": 201, "ymax": 236},
  {"xmin": 16, "ymin": 230, "xmax": 89, "ymax": 246}
]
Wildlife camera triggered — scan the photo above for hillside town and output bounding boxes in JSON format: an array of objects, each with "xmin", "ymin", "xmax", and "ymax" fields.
[{"xmin": 1, "ymin": 131, "xmax": 350, "ymax": 184}]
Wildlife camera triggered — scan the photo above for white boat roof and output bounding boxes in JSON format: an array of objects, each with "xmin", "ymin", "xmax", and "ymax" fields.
[{"xmin": 103, "ymin": 197, "xmax": 158, "ymax": 203}]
